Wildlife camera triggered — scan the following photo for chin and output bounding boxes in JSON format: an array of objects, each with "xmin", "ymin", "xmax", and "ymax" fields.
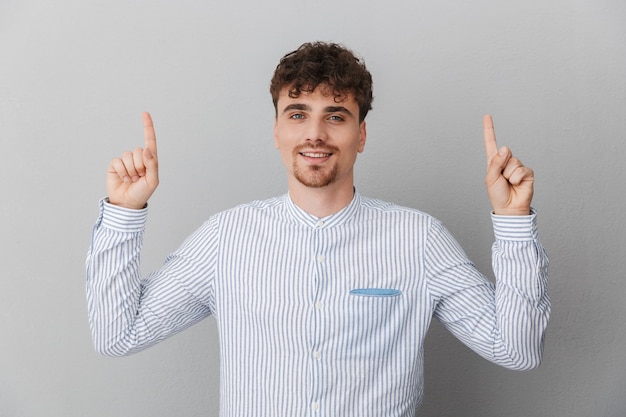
[{"xmin": 294, "ymin": 164, "xmax": 338, "ymax": 188}]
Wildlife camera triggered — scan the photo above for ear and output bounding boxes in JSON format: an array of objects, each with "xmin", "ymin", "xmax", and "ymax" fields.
[
  {"xmin": 273, "ymin": 118, "xmax": 279, "ymax": 149},
  {"xmin": 358, "ymin": 120, "xmax": 367, "ymax": 153}
]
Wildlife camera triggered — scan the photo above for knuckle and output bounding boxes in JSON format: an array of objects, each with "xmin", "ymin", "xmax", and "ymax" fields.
[{"xmin": 111, "ymin": 158, "xmax": 124, "ymax": 170}]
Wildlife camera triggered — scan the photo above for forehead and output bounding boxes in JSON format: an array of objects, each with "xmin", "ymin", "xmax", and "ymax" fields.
[{"xmin": 277, "ymin": 85, "xmax": 358, "ymax": 109}]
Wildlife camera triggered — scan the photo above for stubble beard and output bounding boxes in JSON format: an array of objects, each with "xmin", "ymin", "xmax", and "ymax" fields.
[{"xmin": 292, "ymin": 144, "xmax": 340, "ymax": 188}]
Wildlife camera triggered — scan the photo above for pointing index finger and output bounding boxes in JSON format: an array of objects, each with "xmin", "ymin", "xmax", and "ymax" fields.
[
  {"xmin": 483, "ymin": 114, "xmax": 498, "ymax": 162},
  {"xmin": 142, "ymin": 112, "xmax": 157, "ymax": 157}
]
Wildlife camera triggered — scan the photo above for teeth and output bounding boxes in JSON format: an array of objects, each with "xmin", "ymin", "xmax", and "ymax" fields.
[{"xmin": 301, "ymin": 152, "xmax": 331, "ymax": 158}]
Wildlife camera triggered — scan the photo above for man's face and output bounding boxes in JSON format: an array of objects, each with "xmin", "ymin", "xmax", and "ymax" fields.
[{"xmin": 273, "ymin": 86, "xmax": 366, "ymax": 189}]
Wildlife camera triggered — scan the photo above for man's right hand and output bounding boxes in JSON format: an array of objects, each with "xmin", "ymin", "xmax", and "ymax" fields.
[{"xmin": 106, "ymin": 112, "xmax": 159, "ymax": 209}]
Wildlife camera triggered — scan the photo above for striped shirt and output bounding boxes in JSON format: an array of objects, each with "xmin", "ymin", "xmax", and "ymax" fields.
[{"xmin": 86, "ymin": 191, "xmax": 550, "ymax": 417}]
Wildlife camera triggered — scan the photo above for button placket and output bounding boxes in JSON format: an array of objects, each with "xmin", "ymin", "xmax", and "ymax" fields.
[{"xmin": 310, "ymin": 222, "xmax": 327, "ymax": 415}]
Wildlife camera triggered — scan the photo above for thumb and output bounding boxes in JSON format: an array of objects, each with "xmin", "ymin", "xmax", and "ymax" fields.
[
  {"xmin": 142, "ymin": 148, "xmax": 159, "ymax": 188},
  {"xmin": 485, "ymin": 146, "xmax": 510, "ymax": 183}
]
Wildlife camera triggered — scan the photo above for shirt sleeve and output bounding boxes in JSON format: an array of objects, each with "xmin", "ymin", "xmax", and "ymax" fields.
[
  {"xmin": 86, "ymin": 199, "xmax": 217, "ymax": 356},
  {"xmin": 425, "ymin": 209, "xmax": 550, "ymax": 370}
]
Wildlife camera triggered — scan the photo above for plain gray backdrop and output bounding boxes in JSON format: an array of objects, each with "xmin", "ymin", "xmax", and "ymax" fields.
[{"xmin": 1, "ymin": 0, "xmax": 625, "ymax": 416}]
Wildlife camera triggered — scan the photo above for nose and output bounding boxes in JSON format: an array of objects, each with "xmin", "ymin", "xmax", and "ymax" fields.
[{"xmin": 305, "ymin": 118, "xmax": 328, "ymax": 143}]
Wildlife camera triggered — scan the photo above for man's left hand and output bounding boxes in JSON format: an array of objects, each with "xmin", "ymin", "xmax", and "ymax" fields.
[{"xmin": 483, "ymin": 114, "xmax": 534, "ymax": 216}]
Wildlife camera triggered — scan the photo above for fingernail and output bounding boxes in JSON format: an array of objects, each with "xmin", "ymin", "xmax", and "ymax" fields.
[{"xmin": 498, "ymin": 147, "xmax": 507, "ymax": 156}]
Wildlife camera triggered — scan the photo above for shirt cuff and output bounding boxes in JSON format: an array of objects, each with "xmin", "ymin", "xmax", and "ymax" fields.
[
  {"xmin": 96, "ymin": 198, "xmax": 148, "ymax": 233},
  {"xmin": 491, "ymin": 208, "xmax": 539, "ymax": 241}
]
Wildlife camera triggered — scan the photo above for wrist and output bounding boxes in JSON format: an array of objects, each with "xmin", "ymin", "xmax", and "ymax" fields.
[
  {"xmin": 493, "ymin": 208, "xmax": 531, "ymax": 216},
  {"xmin": 99, "ymin": 198, "xmax": 148, "ymax": 233},
  {"xmin": 107, "ymin": 197, "xmax": 148, "ymax": 211},
  {"xmin": 105, "ymin": 197, "xmax": 148, "ymax": 211}
]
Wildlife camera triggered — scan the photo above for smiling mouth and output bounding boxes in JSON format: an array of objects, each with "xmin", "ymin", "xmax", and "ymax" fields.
[{"xmin": 300, "ymin": 152, "xmax": 332, "ymax": 158}]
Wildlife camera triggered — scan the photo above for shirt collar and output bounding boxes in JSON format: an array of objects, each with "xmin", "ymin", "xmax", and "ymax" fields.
[{"xmin": 284, "ymin": 189, "xmax": 362, "ymax": 229}]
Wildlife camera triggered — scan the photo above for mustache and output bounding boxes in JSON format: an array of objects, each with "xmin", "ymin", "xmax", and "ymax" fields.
[{"xmin": 293, "ymin": 143, "xmax": 340, "ymax": 153}]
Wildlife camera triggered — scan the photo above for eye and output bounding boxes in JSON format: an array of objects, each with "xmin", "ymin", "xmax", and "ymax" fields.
[
  {"xmin": 328, "ymin": 114, "xmax": 345, "ymax": 122},
  {"xmin": 289, "ymin": 113, "xmax": 305, "ymax": 120}
]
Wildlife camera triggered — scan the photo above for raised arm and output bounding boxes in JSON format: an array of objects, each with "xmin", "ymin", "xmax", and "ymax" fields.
[
  {"xmin": 429, "ymin": 116, "xmax": 550, "ymax": 370},
  {"xmin": 87, "ymin": 113, "xmax": 213, "ymax": 356}
]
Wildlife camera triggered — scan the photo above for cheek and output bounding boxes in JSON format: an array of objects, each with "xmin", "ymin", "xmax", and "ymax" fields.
[
  {"xmin": 277, "ymin": 145, "xmax": 296, "ymax": 170},
  {"xmin": 274, "ymin": 125, "xmax": 298, "ymax": 149}
]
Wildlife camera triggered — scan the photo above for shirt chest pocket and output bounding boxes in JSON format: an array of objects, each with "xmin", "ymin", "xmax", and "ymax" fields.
[
  {"xmin": 349, "ymin": 288, "xmax": 402, "ymax": 297},
  {"xmin": 337, "ymin": 288, "xmax": 407, "ymax": 358},
  {"xmin": 346, "ymin": 288, "xmax": 404, "ymax": 326}
]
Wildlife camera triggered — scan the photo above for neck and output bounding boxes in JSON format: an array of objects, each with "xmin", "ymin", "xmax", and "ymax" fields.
[{"xmin": 287, "ymin": 177, "xmax": 355, "ymax": 218}]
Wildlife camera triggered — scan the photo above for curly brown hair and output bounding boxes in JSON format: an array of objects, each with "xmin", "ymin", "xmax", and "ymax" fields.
[{"xmin": 270, "ymin": 42, "xmax": 373, "ymax": 122}]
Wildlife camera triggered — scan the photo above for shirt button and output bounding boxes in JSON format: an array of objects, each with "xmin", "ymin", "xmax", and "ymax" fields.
[
  {"xmin": 315, "ymin": 301, "xmax": 323, "ymax": 310},
  {"xmin": 316, "ymin": 220, "xmax": 325, "ymax": 227},
  {"xmin": 312, "ymin": 402, "xmax": 319, "ymax": 411},
  {"xmin": 317, "ymin": 254, "xmax": 324, "ymax": 263},
  {"xmin": 313, "ymin": 351, "xmax": 321, "ymax": 359}
]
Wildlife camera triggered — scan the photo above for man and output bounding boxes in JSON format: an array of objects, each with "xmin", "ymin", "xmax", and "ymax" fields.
[{"xmin": 87, "ymin": 42, "xmax": 550, "ymax": 416}]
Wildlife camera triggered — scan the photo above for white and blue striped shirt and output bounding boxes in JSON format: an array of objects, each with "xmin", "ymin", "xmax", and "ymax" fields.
[{"xmin": 86, "ymin": 191, "xmax": 550, "ymax": 416}]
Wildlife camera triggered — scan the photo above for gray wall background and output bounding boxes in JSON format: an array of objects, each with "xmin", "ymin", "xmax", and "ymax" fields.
[{"xmin": 1, "ymin": 0, "xmax": 625, "ymax": 416}]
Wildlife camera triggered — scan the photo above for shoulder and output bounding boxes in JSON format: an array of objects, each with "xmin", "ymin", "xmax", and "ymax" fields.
[
  {"xmin": 209, "ymin": 195, "xmax": 288, "ymax": 223},
  {"xmin": 187, "ymin": 196, "xmax": 287, "ymax": 244},
  {"xmin": 358, "ymin": 195, "xmax": 437, "ymax": 223}
]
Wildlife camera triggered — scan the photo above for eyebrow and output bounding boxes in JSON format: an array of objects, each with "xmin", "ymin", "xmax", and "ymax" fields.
[
  {"xmin": 282, "ymin": 103, "xmax": 310, "ymax": 113},
  {"xmin": 281, "ymin": 103, "xmax": 354, "ymax": 117},
  {"xmin": 326, "ymin": 106, "xmax": 354, "ymax": 116}
]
